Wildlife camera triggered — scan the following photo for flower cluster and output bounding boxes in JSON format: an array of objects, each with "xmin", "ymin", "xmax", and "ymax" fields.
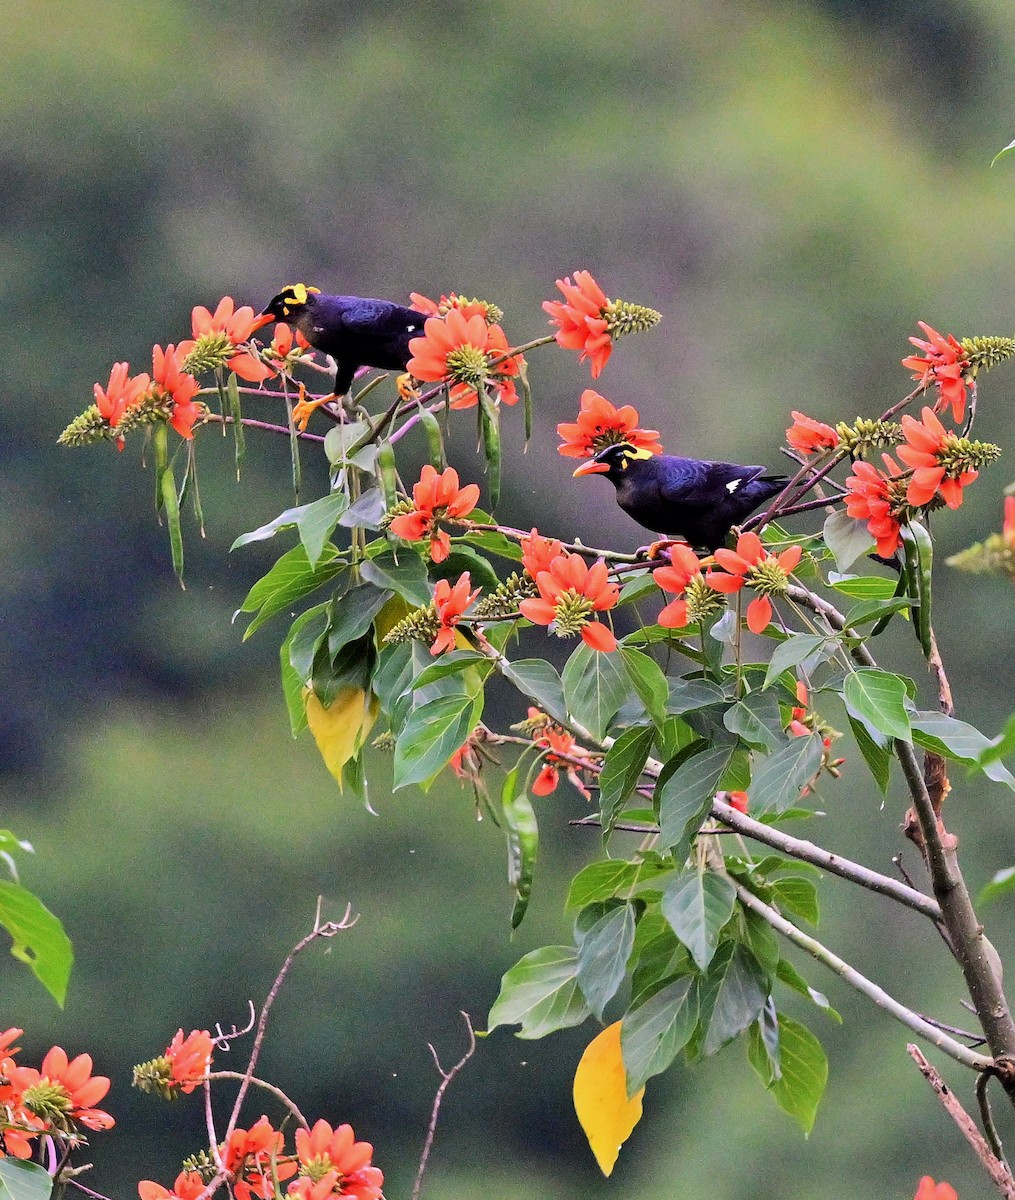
[
  {"xmin": 843, "ymin": 456, "xmax": 910, "ymax": 557},
  {"xmin": 431, "ymin": 573, "xmax": 481, "ymax": 655},
  {"xmin": 133, "ymin": 1029, "xmax": 214, "ymax": 1100},
  {"xmin": 387, "ymin": 465, "xmax": 481, "ymax": 562},
  {"xmin": 514, "ymin": 708, "xmax": 595, "ymax": 798},
  {"xmin": 543, "ymin": 270, "xmax": 661, "ymax": 378},
  {"xmin": 406, "ymin": 308, "xmax": 522, "ymax": 409},
  {"xmin": 902, "ymin": 322, "xmax": 972, "ymax": 423},
  {"xmin": 786, "ymin": 411, "xmax": 839, "ymax": 456},
  {"xmin": 913, "ymin": 1177, "xmax": 957, "ymax": 1200},
  {"xmin": 556, "ymin": 389, "xmax": 663, "ymax": 460},
  {"xmin": 787, "ymin": 682, "xmax": 844, "ymax": 785},
  {"xmin": 519, "ymin": 550, "xmax": 621, "ymax": 651},
  {"xmin": 704, "ymin": 534, "xmax": 803, "ymax": 634},
  {"xmin": 410, "ymin": 291, "xmax": 504, "ymax": 325},
  {"xmin": 0, "ymin": 1029, "xmax": 114, "ymax": 1159},
  {"xmin": 178, "ymin": 297, "xmax": 274, "ymax": 383},
  {"xmin": 897, "ymin": 407, "xmax": 1000, "ymax": 508},
  {"xmin": 652, "ymin": 543, "xmax": 721, "ymax": 630}
]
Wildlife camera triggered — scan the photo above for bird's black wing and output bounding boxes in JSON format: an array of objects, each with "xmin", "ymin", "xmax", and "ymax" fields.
[
  {"xmin": 656, "ymin": 458, "xmax": 767, "ymax": 507},
  {"xmin": 328, "ymin": 297, "xmax": 422, "ymax": 334}
]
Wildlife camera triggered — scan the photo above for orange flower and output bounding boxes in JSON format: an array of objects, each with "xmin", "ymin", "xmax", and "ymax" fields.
[
  {"xmin": 138, "ymin": 1173, "xmax": 208, "ymax": 1200},
  {"xmin": 897, "ymin": 406, "xmax": 978, "ymax": 508},
  {"xmin": 224, "ymin": 1116, "xmax": 297, "ymax": 1200},
  {"xmin": 410, "ymin": 291, "xmax": 498, "ymax": 323},
  {"xmin": 520, "ymin": 528, "xmax": 564, "ymax": 578},
  {"xmin": 94, "ymin": 362, "xmax": 152, "ymax": 429},
  {"xmin": 913, "ymin": 1177, "xmax": 958, "ymax": 1200},
  {"xmin": 164, "ymin": 1029, "xmax": 213, "ymax": 1094},
  {"xmin": 521, "ymin": 708, "xmax": 593, "ymax": 798},
  {"xmin": 543, "ymin": 270, "xmax": 612, "ymax": 376},
  {"xmin": 1005, "ymin": 495, "xmax": 1015, "ymax": 546},
  {"xmin": 720, "ymin": 791, "xmax": 749, "ymax": 813},
  {"xmin": 556, "ymin": 388, "xmax": 663, "ymax": 459},
  {"xmin": 786, "ymin": 411, "xmax": 839, "ymax": 455},
  {"xmin": 705, "ymin": 533, "xmax": 802, "ymax": 634},
  {"xmin": 843, "ymin": 457, "xmax": 906, "ymax": 558},
  {"xmin": 152, "ymin": 345, "xmax": 203, "ymax": 439},
  {"xmin": 431, "ymin": 573, "xmax": 481, "ymax": 655},
  {"xmin": 406, "ymin": 308, "xmax": 522, "ymax": 409},
  {"xmin": 265, "ymin": 322, "xmax": 312, "ymax": 370},
  {"xmin": 902, "ymin": 321, "xmax": 970, "ymax": 423},
  {"xmin": 179, "ymin": 296, "xmax": 274, "ymax": 383},
  {"xmin": 519, "ymin": 552, "xmax": 620, "ymax": 651},
  {"xmin": 289, "ymin": 1119, "xmax": 383, "ymax": 1200},
  {"xmin": 9, "ymin": 1046, "xmax": 114, "ymax": 1133},
  {"xmin": 652, "ymin": 543, "xmax": 706, "ymax": 629},
  {"xmin": 388, "ymin": 465, "xmax": 481, "ymax": 563}
]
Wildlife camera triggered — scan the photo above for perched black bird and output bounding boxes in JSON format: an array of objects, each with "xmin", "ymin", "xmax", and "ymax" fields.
[
  {"xmin": 573, "ymin": 442, "xmax": 789, "ymax": 551},
  {"xmin": 260, "ymin": 284, "xmax": 424, "ymax": 396}
]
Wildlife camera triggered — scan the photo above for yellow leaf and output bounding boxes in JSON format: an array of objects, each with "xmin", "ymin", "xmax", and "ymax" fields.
[
  {"xmin": 305, "ymin": 686, "xmax": 378, "ymax": 789},
  {"xmin": 573, "ymin": 1021, "xmax": 644, "ymax": 1176},
  {"xmin": 373, "ymin": 595, "xmax": 411, "ymax": 643}
]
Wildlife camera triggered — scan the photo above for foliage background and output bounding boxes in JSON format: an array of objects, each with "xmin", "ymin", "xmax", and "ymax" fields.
[{"xmin": 4, "ymin": 0, "xmax": 1015, "ymax": 1195}]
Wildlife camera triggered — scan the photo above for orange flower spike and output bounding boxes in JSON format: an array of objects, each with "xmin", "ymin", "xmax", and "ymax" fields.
[
  {"xmin": 389, "ymin": 465, "xmax": 481, "ymax": 563},
  {"xmin": 406, "ymin": 308, "xmax": 521, "ymax": 410},
  {"xmin": 180, "ymin": 296, "xmax": 274, "ymax": 384},
  {"xmin": 9, "ymin": 1046, "xmax": 115, "ymax": 1132},
  {"xmin": 1005, "ymin": 495, "xmax": 1015, "ymax": 546},
  {"xmin": 913, "ymin": 1177, "xmax": 958, "ymax": 1200},
  {"xmin": 164, "ymin": 1029, "xmax": 213, "ymax": 1093},
  {"xmin": 519, "ymin": 551, "xmax": 620, "ymax": 651},
  {"xmin": 520, "ymin": 528, "xmax": 564, "ymax": 578},
  {"xmin": 897, "ymin": 406, "xmax": 983, "ymax": 509},
  {"xmin": 430, "ymin": 573, "xmax": 481, "ymax": 656},
  {"xmin": 902, "ymin": 322, "xmax": 970, "ymax": 423},
  {"xmin": 704, "ymin": 534, "xmax": 801, "ymax": 635},
  {"xmin": 94, "ymin": 362, "xmax": 152, "ymax": 428},
  {"xmin": 543, "ymin": 270, "xmax": 611, "ymax": 375},
  {"xmin": 786, "ymin": 410, "xmax": 840, "ymax": 455},
  {"xmin": 843, "ymin": 459, "xmax": 904, "ymax": 557},
  {"xmin": 556, "ymin": 388, "xmax": 663, "ymax": 459},
  {"xmin": 138, "ymin": 1173, "xmax": 207, "ymax": 1200},
  {"xmin": 152, "ymin": 344, "xmax": 203, "ymax": 439}
]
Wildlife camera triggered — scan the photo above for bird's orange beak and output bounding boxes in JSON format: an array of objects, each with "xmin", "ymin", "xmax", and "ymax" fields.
[
  {"xmin": 572, "ymin": 460, "xmax": 610, "ymax": 477},
  {"xmin": 249, "ymin": 312, "xmax": 275, "ymax": 332}
]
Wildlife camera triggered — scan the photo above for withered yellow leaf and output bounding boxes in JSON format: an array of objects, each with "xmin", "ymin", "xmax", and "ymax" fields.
[
  {"xmin": 305, "ymin": 686, "xmax": 378, "ymax": 789},
  {"xmin": 573, "ymin": 1020, "xmax": 644, "ymax": 1176}
]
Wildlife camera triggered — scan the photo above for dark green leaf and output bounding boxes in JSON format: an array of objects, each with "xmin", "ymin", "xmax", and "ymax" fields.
[
  {"xmin": 654, "ymin": 715, "xmax": 698, "ymax": 762},
  {"xmin": 776, "ymin": 958, "xmax": 841, "ymax": 1021},
  {"xmin": 326, "ymin": 584, "xmax": 392, "ymax": 659},
  {"xmin": 661, "ymin": 870, "xmax": 737, "ymax": 971},
  {"xmin": 502, "ymin": 772, "xmax": 539, "ymax": 930},
  {"xmin": 562, "ymin": 643, "xmax": 630, "ymax": 741},
  {"xmin": 846, "ymin": 714, "xmax": 892, "ymax": 794},
  {"xmin": 658, "ymin": 745, "xmax": 735, "ymax": 854},
  {"xmin": 829, "ymin": 574, "xmax": 900, "ymax": 600},
  {"xmin": 630, "ymin": 915, "xmax": 693, "ymax": 1008},
  {"xmin": 0, "ymin": 1159, "xmax": 53, "ymax": 1200},
  {"xmin": 617, "ymin": 572, "xmax": 658, "ymax": 606},
  {"xmin": 487, "ymin": 946, "xmax": 591, "ymax": 1038},
  {"xmin": 311, "ymin": 633, "xmax": 374, "ymax": 708},
  {"xmin": 763, "ymin": 634, "xmax": 828, "ymax": 689},
  {"xmin": 0, "ymin": 880, "xmax": 73, "ymax": 1007},
  {"xmin": 279, "ymin": 605, "xmax": 330, "ymax": 736},
  {"xmin": 360, "ymin": 549, "xmax": 432, "ymax": 606},
  {"xmin": 599, "ymin": 725, "xmax": 655, "ymax": 838},
  {"xmin": 567, "ymin": 861, "xmax": 672, "ymax": 909},
  {"xmin": 751, "ymin": 997, "xmax": 782, "ymax": 1083},
  {"xmin": 842, "ymin": 596, "xmax": 912, "ymax": 628},
  {"xmin": 771, "ymin": 876, "xmax": 820, "ymax": 925},
  {"xmin": 393, "ymin": 693, "xmax": 481, "ymax": 789},
  {"xmin": 843, "ymin": 669, "xmax": 911, "ymax": 743},
  {"xmin": 498, "ymin": 659, "xmax": 568, "ymax": 726},
  {"xmin": 747, "ymin": 1012, "xmax": 828, "ymax": 1133},
  {"xmin": 295, "ymin": 492, "xmax": 350, "ymax": 566},
  {"xmin": 700, "ymin": 944, "xmax": 768, "ymax": 1055},
  {"xmin": 621, "ymin": 648, "xmax": 669, "ymax": 727},
  {"xmin": 411, "ymin": 651, "xmax": 489, "ymax": 690},
  {"xmin": 621, "ymin": 976, "xmax": 697, "ymax": 1094},
  {"xmin": 666, "ymin": 679, "xmax": 727, "ymax": 714},
  {"xmin": 338, "ymin": 487, "xmax": 386, "ymax": 530},
  {"xmin": 237, "ymin": 544, "xmax": 344, "ymax": 639},
  {"xmin": 823, "ymin": 510, "xmax": 874, "ymax": 572},
  {"xmin": 575, "ymin": 903, "xmax": 636, "ymax": 1019},
  {"xmin": 723, "ymin": 691, "xmax": 783, "ymax": 752},
  {"xmin": 749, "ymin": 735, "xmax": 824, "ymax": 814},
  {"xmin": 430, "ymin": 547, "xmax": 502, "ymax": 592},
  {"xmin": 323, "ymin": 421, "xmax": 371, "ymax": 465}
]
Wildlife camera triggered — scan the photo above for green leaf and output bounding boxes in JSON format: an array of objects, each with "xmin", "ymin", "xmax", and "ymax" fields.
[
  {"xmin": 901, "ymin": 521, "xmax": 933, "ymax": 656},
  {"xmin": 411, "ymin": 650, "xmax": 489, "ymax": 690},
  {"xmin": 842, "ymin": 596, "xmax": 912, "ymax": 628},
  {"xmin": 747, "ymin": 1012, "xmax": 828, "ymax": 1133},
  {"xmin": 393, "ymin": 693, "xmax": 481, "ymax": 789},
  {"xmin": 567, "ymin": 861, "xmax": 672, "ymax": 909},
  {"xmin": 325, "ymin": 584, "xmax": 392, "ymax": 659},
  {"xmin": 910, "ymin": 710, "xmax": 1015, "ymax": 790},
  {"xmin": 338, "ymin": 487, "xmax": 386, "ymax": 530},
  {"xmin": 749, "ymin": 735, "xmax": 824, "ymax": 814},
  {"xmin": 323, "ymin": 421, "xmax": 371, "ymax": 465},
  {"xmin": 498, "ymin": 659, "xmax": 569, "ymax": 726},
  {"xmin": 661, "ymin": 870, "xmax": 737, "ymax": 971},
  {"xmin": 598, "ymin": 726, "xmax": 655, "ymax": 838},
  {"xmin": 980, "ymin": 712, "xmax": 1015, "ymax": 768},
  {"xmin": 654, "ymin": 715, "xmax": 698, "ymax": 763},
  {"xmin": 279, "ymin": 605, "xmax": 330, "ymax": 736},
  {"xmin": 0, "ymin": 1158, "xmax": 54, "ymax": 1200},
  {"xmin": 770, "ymin": 876, "xmax": 820, "ymax": 925},
  {"xmin": 562, "ymin": 643, "xmax": 630, "ymax": 741},
  {"xmin": 763, "ymin": 634, "xmax": 828, "ymax": 689},
  {"xmin": 620, "ymin": 648, "xmax": 669, "ymax": 727},
  {"xmin": 699, "ymin": 943, "xmax": 768, "ymax": 1056},
  {"xmin": 658, "ymin": 744, "xmax": 735, "ymax": 854},
  {"xmin": 360, "ymin": 549, "xmax": 432, "ymax": 607},
  {"xmin": 0, "ymin": 880, "xmax": 73, "ymax": 1007},
  {"xmin": 666, "ymin": 679, "xmax": 727, "ymax": 715},
  {"xmin": 617, "ymin": 572, "xmax": 658, "ymax": 607},
  {"xmin": 621, "ymin": 976, "xmax": 697, "ymax": 1094},
  {"xmin": 978, "ymin": 866, "xmax": 1015, "ymax": 907},
  {"xmin": 575, "ymin": 903, "xmax": 636, "ymax": 1019},
  {"xmin": 829, "ymin": 574, "xmax": 900, "ymax": 600},
  {"xmin": 846, "ymin": 714, "xmax": 892, "ymax": 794},
  {"xmin": 751, "ymin": 998, "xmax": 782, "ymax": 1082},
  {"xmin": 843, "ymin": 669, "xmax": 911, "ymax": 743},
  {"xmin": 723, "ymin": 691, "xmax": 784, "ymax": 752},
  {"xmin": 487, "ymin": 946, "xmax": 591, "ymax": 1038},
  {"xmin": 237, "ymin": 544, "xmax": 344, "ymax": 639},
  {"xmin": 502, "ymin": 773, "xmax": 539, "ymax": 930},
  {"xmin": 231, "ymin": 502, "xmax": 314, "ymax": 549},
  {"xmin": 776, "ymin": 958, "xmax": 841, "ymax": 1022},
  {"xmin": 297, "ymin": 492, "xmax": 351, "ymax": 566},
  {"xmin": 823, "ymin": 510, "xmax": 874, "ymax": 572}
]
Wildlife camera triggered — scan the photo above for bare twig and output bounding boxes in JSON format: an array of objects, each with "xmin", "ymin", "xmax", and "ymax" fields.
[
  {"xmin": 978, "ymin": 1069, "xmax": 1009, "ymax": 1166},
  {"xmin": 412, "ymin": 1013, "xmax": 477, "ymax": 1200},
  {"xmin": 908, "ymin": 1044, "xmax": 1015, "ymax": 1197},
  {"xmin": 208, "ymin": 1071, "xmax": 309, "ymax": 1129}
]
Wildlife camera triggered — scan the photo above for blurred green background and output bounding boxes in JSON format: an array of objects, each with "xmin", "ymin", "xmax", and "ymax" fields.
[{"xmin": 4, "ymin": 0, "xmax": 1015, "ymax": 1196}]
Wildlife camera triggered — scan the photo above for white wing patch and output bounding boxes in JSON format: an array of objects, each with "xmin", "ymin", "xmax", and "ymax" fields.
[{"xmin": 726, "ymin": 479, "xmax": 742, "ymax": 493}]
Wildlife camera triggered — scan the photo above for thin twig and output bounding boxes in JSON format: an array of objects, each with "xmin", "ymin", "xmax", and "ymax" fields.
[
  {"xmin": 908, "ymin": 1044, "xmax": 1015, "ymax": 1197},
  {"xmin": 412, "ymin": 1013, "xmax": 477, "ymax": 1200},
  {"xmin": 734, "ymin": 882, "xmax": 992, "ymax": 1069},
  {"xmin": 978, "ymin": 1069, "xmax": 1009, "ymax": 1166},
  {"xmin": 208, "ymin": 1071, "xmax": 309, "ymax": 1129}
]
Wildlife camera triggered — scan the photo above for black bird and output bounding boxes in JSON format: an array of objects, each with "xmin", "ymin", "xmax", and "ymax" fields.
[
  {"xmin": 572, "ymin": 442, "xmax": 789, "ymax": 551},
  {"xmin": 260, "ymin": 284, "xmax": 424, "ymax": 396}
]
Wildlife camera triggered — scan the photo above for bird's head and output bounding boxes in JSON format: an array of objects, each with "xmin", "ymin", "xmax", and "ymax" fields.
[
  {"xmin": 261, "ymin": 283, "xmax": 322, "ymax": 323},
  {"xmin": 572, "ymin": 442, "xmax": 656, "ymax": 480}
]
